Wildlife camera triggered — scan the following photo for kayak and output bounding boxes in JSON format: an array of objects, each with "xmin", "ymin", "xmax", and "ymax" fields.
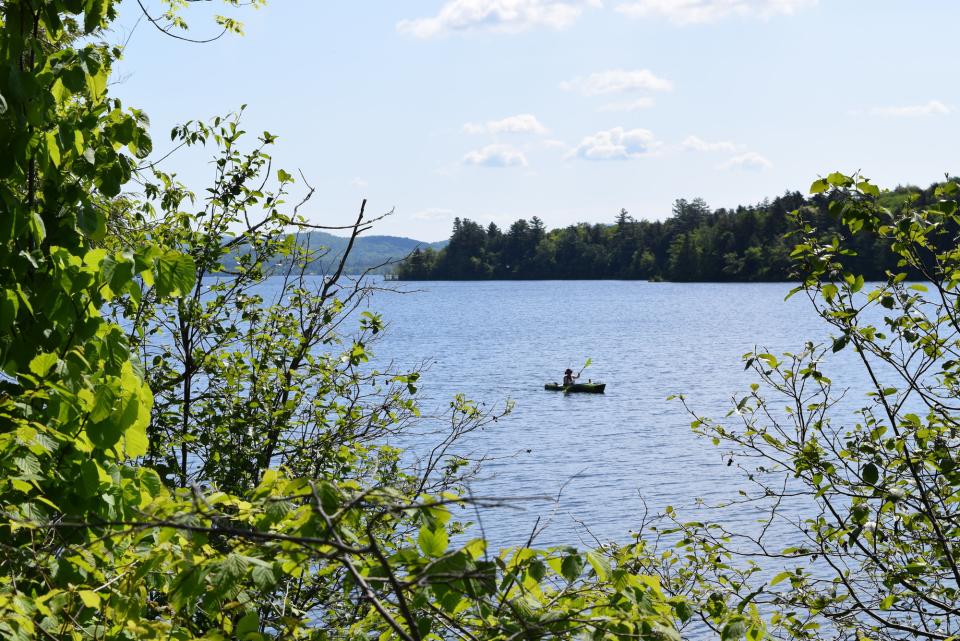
[
  {"xmin": 544, "ymin": 382, "xmax": 606, "ymax": 394},
  {"xmin": 544, "ymin": 382, "xmax": 606, "ymax": 393}
]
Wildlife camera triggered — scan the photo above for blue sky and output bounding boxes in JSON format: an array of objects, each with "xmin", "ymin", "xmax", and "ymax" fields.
[{"xmin": 113, "ymin": 1, "xmax": 959, "ymax": 241}]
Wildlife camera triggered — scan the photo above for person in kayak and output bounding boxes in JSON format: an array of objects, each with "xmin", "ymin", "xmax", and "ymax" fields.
[{"xmin": 563, "ymin": 368, "xmax": 578, "ymax": 386}]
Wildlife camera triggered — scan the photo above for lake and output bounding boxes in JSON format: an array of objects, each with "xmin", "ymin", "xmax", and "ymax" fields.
[{"xmin": 347, "ymin": 279, "xmax": 875, "ymax": 551}]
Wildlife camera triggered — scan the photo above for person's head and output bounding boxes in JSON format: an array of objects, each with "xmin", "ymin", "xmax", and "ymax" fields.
[{"xmin": 565, "ymin": 368, "xmax": 573, "ymax": 375}]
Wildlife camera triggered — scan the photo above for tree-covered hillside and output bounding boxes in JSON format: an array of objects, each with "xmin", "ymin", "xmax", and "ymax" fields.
[
  {"xmin": 397, "ymin": 183, "xmax": 953, "ymax": 281},
  {"xmin": 224, "ymin": 231, "xmax": 446, "ymax": 275}
]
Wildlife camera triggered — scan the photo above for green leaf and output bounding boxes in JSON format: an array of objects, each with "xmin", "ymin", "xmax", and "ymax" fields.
[
  {"xmin": 526, "ymin": 558, "xmax": 547, "ymax": 582},
  {"xmin": 251, "ymin": 563, "xmax": 276, "ymax": 590},
  {"xmin": 170, "ymin": 564, "xmax": 203, "ymax": 612},
  {"xmin": 826, "ymin": 171, "xmax": 851, "ymax": 187},
  {"xmin": 79, "ymin": 459, "xmax": 100, "ymax": 498},
  {"xmin": 29, "ymin": 352, "xmax": 58, "ymax": 378},
  {"xmin": 28, "ymin": 212, "xmax": 46, "ymax": 244},
  {"xmin": 118, "ymin": 365, "xmax": 151, "ymax": 458},
  {"xmin": 560, "ymin": 553, "xmax": 583, "ymax": 583},
  {"xmin": 87, "ymin": 417, "xmax": 123, "ymax": 450},
  {"xmin": 850, "ymin": 274, "xmax": 864, "ymax": 293},
  {"xmin": 139, "ymin": 468, "xmax": 163, "ymax": 499},
  {"xmin": 770, "ymin": 571, "xmax": 793, "ymax": 586},
  {"xmin": 418, "ymin": 526, "xmax": 448, "ymax": 558},
  {"xmin": 236, "ymin": 612, "xmax": 260, "ymax": 639},
  {"xmin": 78, "ymin": 205, "xmax": 107, "ymax": 241},
  {"xmin": 153, "ymin": 250, "xmax": 196, "ymax": 299},
  {"xmin": 45, "ymin": 130, "xmax": 61, "ymax": 167},
  {"xmin": 313, "ymin": 481, "xmax": 339, "ymax": 513},
  {"xmin": 809, "ymin": 178, "xmax": 829, "ymax": 194},
  {"xmin": 0, "ymin": 289, "xmax": 18, "ymax": 329},
  {"xmin": 722, "ymin": 618, "xmax": 747, "ymax": 641},
  {"xmin": 674, "ymin": 601, "xmax": 693, "ymax": 623},
  {"xmin": 862, "ymin": 463, "xmax": 879, "ymax": 485},
  {"xmin": 96, "ymin": 162, "xmax": 124, "ymax": 196},
  {"xmin": 219, "ymin": 553, "xmax": 250, "ymax": 582},
  {"xmin": 757, "ymin": 353, "xmax": 778, "ymax": 368},
  {"xmin": 417, "ymin": 618, "xmax": 432, "ymax": 640},
  {"xmin": 585, "ymin": 550, "xmax": 610, "ymax": 580},
  {"xmin": 84, "ymin": 0, "xmax": 109, "ymax": 35},
  {"xmin": 906, "ymin": 561, "xmax": 928, "ymax": 574},
  {"xmin": 653, "ymin": 625, "xmax": 682, "ymax": 641},
  {"xmin": 123, "ymin": 400, "xmax": 149, "ymax": 458},
  {"xmin": 78, "ymin": 590, "xmax": 101, "ymax": 608},
  {"xmin": 73, "ymin": 130, "xmax": 84, "ymax": 154}
]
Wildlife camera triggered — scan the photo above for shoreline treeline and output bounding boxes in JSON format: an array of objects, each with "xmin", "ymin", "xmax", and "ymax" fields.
[{"xmin": 396, "ymin": 184, "xmax": 950, "ymax": 281}]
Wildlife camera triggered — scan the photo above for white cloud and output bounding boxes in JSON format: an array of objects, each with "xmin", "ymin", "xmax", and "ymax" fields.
[
  {"xmin": 397, "ymin": 0, "xmax": 601, "ymax": 38},
  {"xmin": 615, "ymin": 0, "xmax": 816, "ymax": 24},
  {"xmin": 682, "ymin": 135, "xmax": 740, "ymax": 152},
  {"xmin": 350, "ymin": 177, "xmax": 368, "ymax": 188},
  {"xmin": 560, "ymin": 69, "xmax": 673, "ymax": 95},
  {"xmin": 598, "ymin": 97, "xmax": 656, "ymax": 112},
  {"xmin": 568, "ymin": 127, "xmax": 660, "ymax": 160},
  {"xmin": 868, "ymin": 100, "xmax": 952, "ymax": 117},
  {"xmin": 463, "ymin": 114, "xmax": 548, "ymax": 135},
  {"xmin": 412, "ymin": 207, "xmax": 456, "ymax": 220},
  {"xmin": 463, "ymin": 144, "xmax": 529, "ymax": 167},
  {"xmin": 719, "ymin": 151, "xmax": 772, "ymax": 171}
]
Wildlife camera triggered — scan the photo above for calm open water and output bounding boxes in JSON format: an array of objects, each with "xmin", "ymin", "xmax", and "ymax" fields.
[{"xmin": 339, "ymin": 279, "xmax": 878, "ymax": 551}]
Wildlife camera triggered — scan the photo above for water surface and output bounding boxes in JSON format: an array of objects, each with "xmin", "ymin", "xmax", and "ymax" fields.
[{"xmin": 355, "ymin": 280, "xmax": 870, "ymax": 549}]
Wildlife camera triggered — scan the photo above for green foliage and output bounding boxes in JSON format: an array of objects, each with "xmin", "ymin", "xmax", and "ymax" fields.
[{"xmin": 671, "ymin": 172, "xmax": 960, "ymax": 640}]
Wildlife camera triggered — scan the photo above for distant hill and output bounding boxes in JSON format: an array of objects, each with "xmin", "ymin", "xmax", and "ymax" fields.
[{"xmin": 265, "ymin": 231, "xmax": 446, "ymax": 275}]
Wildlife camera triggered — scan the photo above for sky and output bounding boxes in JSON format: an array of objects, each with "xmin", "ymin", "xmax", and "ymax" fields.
[{"xmin": 112, "ymin": 1, "xmax": 960, "ymax": 242}]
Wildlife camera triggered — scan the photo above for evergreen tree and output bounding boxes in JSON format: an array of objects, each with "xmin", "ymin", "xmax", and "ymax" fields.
[{"xmin": 396, "ymin": 184, "xmax": 954, "ymax": 281}]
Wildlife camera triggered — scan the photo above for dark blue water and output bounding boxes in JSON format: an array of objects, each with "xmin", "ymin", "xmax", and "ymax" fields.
[{"xmin": 346, "ymin": 280, "xmax": 871, "ymax": 550}]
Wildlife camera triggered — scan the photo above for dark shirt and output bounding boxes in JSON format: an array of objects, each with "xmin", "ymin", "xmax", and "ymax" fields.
[{"xmin": 563, "ymin": 374, "xmax": 576, "ymax": 385}]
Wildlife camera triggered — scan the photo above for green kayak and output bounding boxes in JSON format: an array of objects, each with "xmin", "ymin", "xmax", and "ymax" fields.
[{"xmin": 544, "ymin": 382, "xmax": 606, "ymax": 394}]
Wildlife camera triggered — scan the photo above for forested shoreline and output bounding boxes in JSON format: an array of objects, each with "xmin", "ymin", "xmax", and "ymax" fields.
[{"xmin": 397, "ymin": 184, "xmax": 948, "ymax": 281}]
